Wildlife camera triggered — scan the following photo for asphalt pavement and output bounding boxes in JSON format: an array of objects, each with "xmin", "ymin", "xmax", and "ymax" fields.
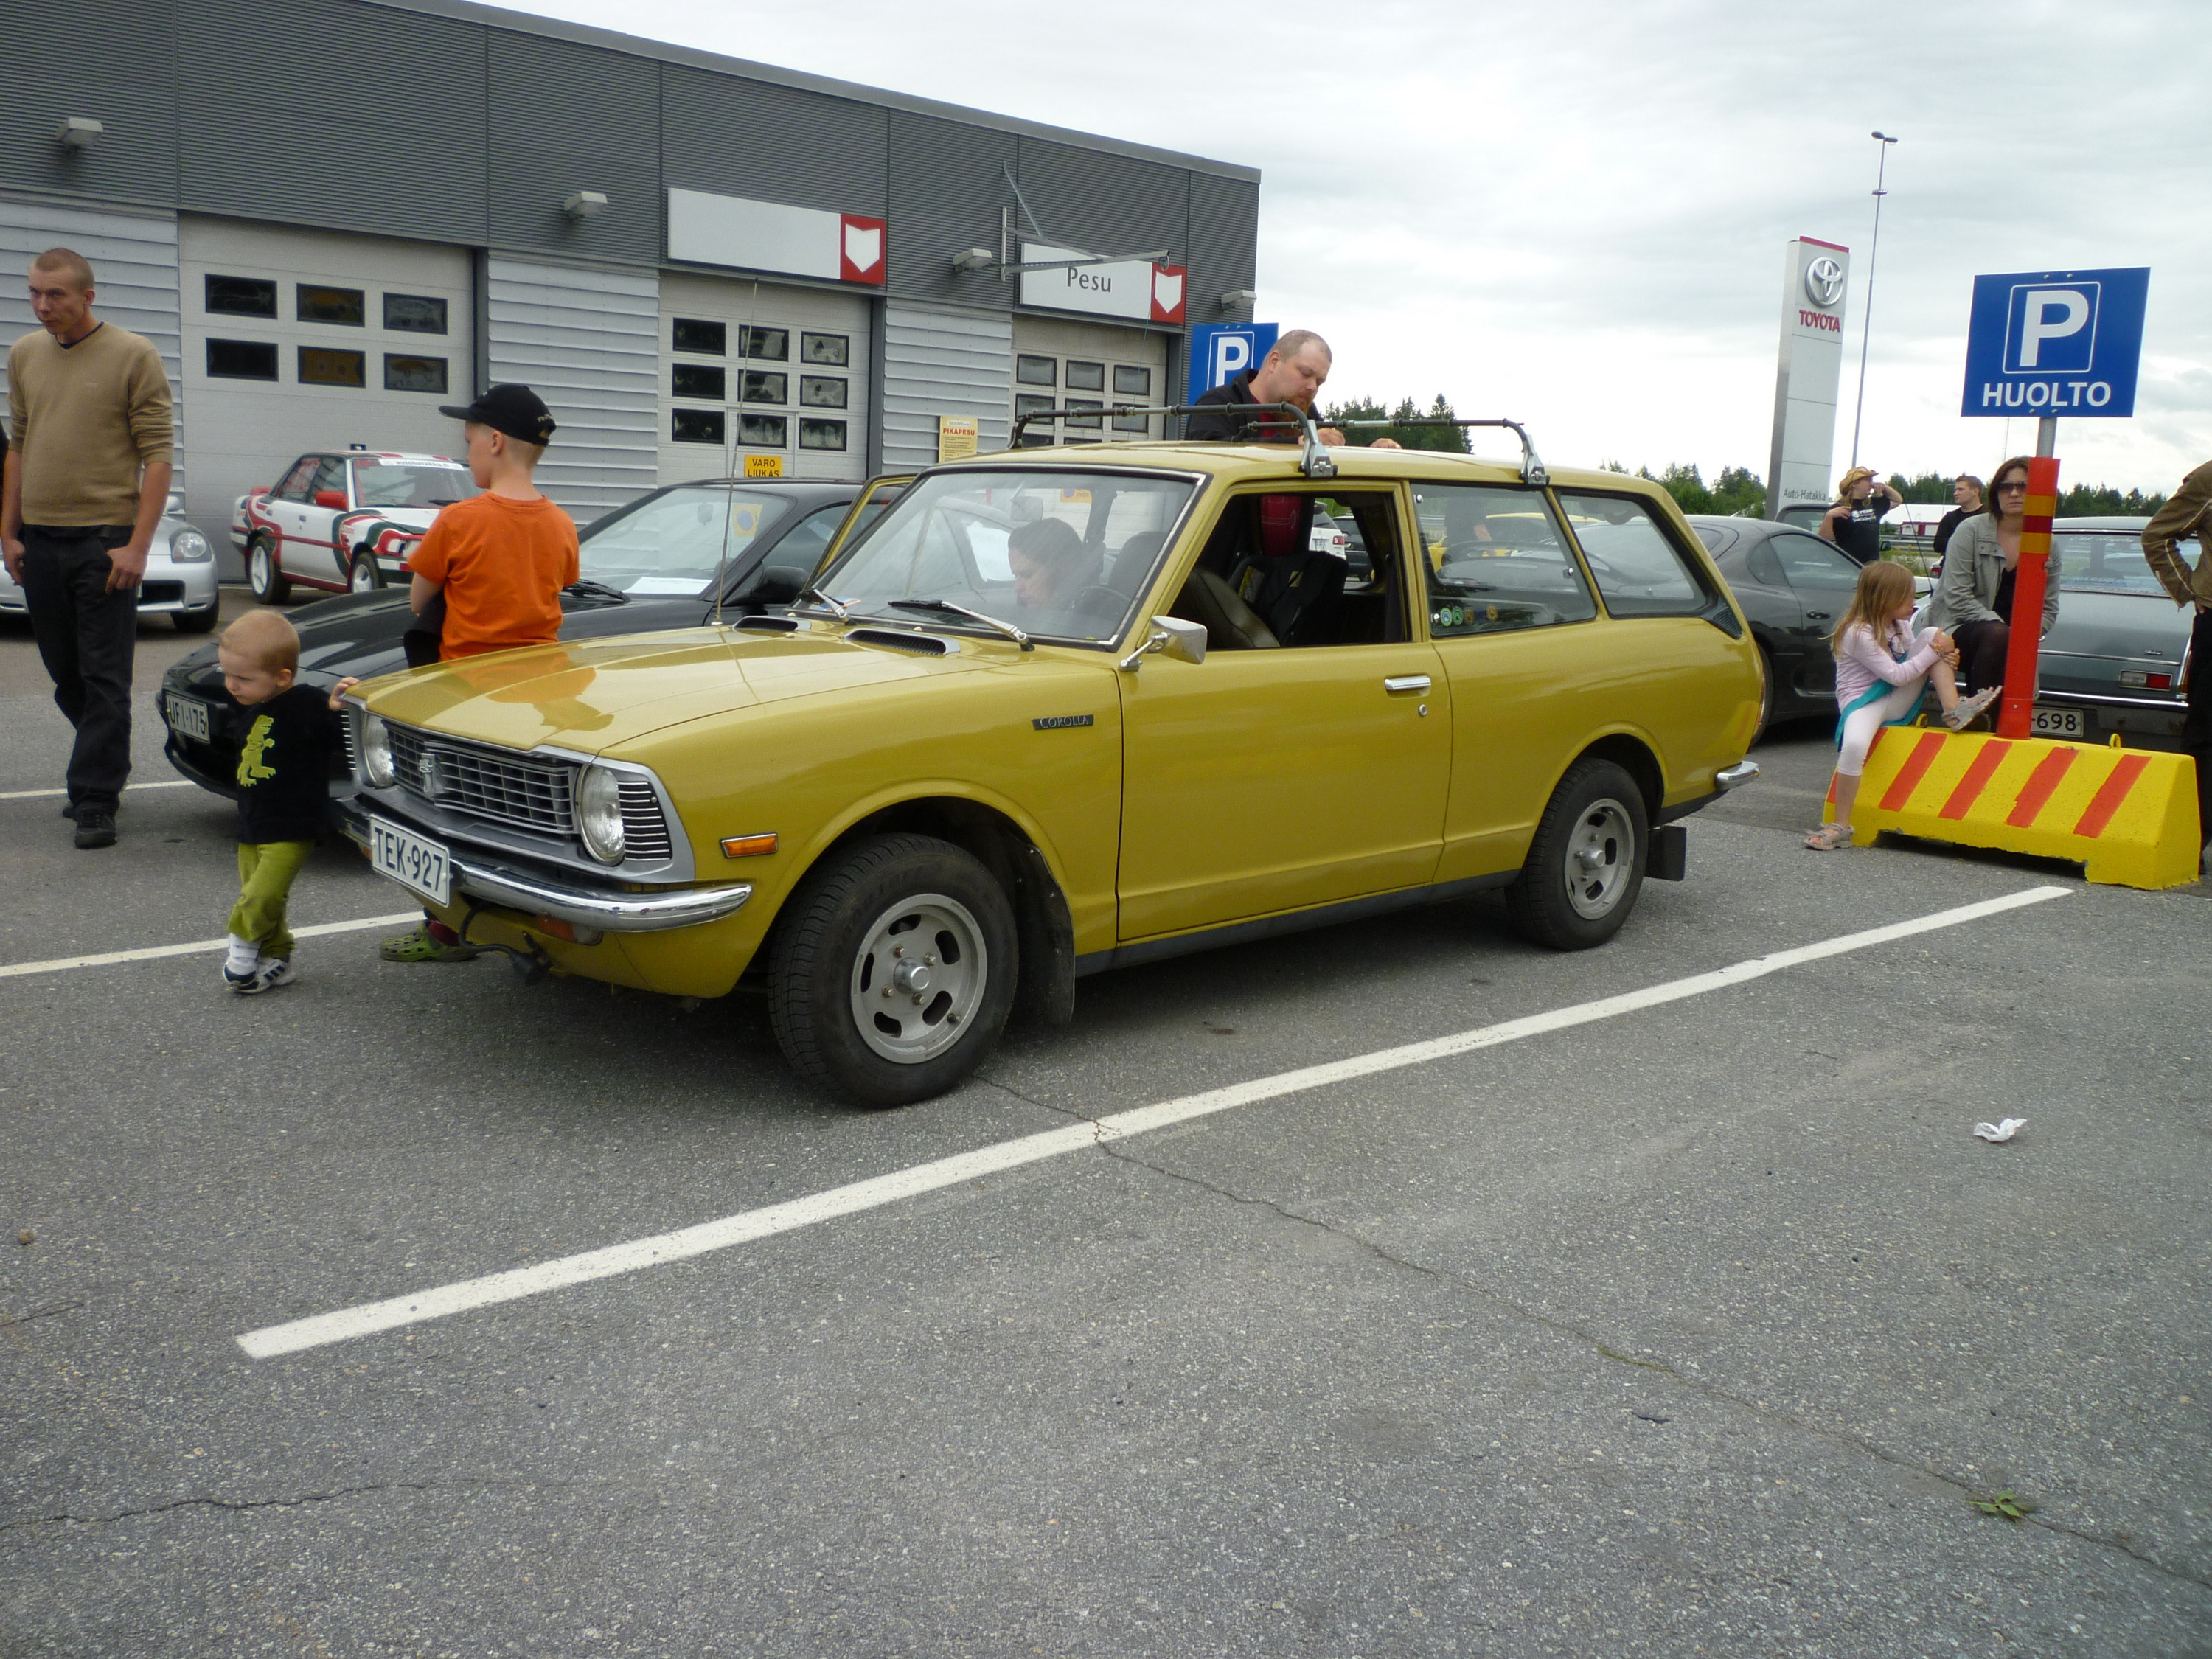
[{"xmin": 3, "ymin": 591, "xmax": 2208, "ymax": 1658}]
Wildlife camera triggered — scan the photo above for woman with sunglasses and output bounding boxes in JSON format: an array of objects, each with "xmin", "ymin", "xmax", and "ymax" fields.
[{"xmin": 1926, "ymin": 454, "xmax": 2060, "ymax": 700}]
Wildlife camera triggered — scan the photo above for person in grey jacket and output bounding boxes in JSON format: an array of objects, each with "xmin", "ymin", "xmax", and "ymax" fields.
[{"xmin": 1925, "ymin": 455, "xmax": 2059, "ymax": 698}]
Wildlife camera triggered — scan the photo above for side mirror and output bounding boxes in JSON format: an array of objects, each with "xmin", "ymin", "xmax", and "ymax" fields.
[
  {"xmin": 314, "ymin": 490, "xmax": 347, "ymax": 509},
  {"xmin": 732, "ymin": 563, "xmax": 806, "ymax": 609},
  {"xmin": 1117, "ymin": 613, "xmax": 1208, "ymax": 672}
]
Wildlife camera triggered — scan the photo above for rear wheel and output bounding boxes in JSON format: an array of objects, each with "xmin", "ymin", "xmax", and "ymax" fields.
[
  {"xmin": 247, "ymin": 534, "xmax": 291, "ymax": 604},
  {"xmin": 173, "ymin": 604, "xmax": 218, "ymax": 634},
  {"xmin": 349, "ymin": 550, "xmax": 384, "ymax": 593},
  {"xmin": 767, "ymin": 833, "xmax": 1018, "ymax": 1107},
  {"xmin": 1505, "ymin": 758, "xmax": 1649, "ymax": 950}
]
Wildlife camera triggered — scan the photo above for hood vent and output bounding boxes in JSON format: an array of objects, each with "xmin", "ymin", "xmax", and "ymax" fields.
[
  {"xmin": 735, "ymin": 614, "xmax": 800, "ymax": 633},
  {"xmin": 846, "ymin": 627, "xmax": 961, "ymax": 656}
]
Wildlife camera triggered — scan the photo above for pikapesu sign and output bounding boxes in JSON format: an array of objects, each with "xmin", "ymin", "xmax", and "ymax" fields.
[
  {"xmin": 1018, "ymin": 244, "xmax": 1187, "ymax": 324},
  {"xmin": 666, "ymin": 188, "xmax": 888, "ymax": 287},
  {"xmin": 1960, "ymin": 267, "xmax": 2148, "ymax": 419}
]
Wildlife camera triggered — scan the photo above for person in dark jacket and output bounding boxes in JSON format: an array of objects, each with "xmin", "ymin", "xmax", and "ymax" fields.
[
  {"xmin": 1933, "ymin": 474, "xmax": 1984, "ymax": 559},
  {"xmin": 1185, "ymin": 331, "xmax": 1399, "ymax": 449},
  {"xmin": 2140, "ymin": 459, "xmax": 2211, "ymax": 866}
]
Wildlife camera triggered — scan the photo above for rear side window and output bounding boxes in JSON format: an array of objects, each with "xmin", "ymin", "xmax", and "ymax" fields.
[
  {"xmin": 1556, "ymin": 493, "xmax": 1714, "ymax": 618},
  {"xmin": 1767, "ymin": 532, "xmax": 1860, "ymax": 595},
  {"xmin": 1415, "ymin": 484, "xmax": 1596, "ymax": 636}
]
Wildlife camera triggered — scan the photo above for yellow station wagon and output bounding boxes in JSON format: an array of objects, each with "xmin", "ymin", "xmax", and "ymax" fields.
[{"xmin": 341, "ymin": 426, "xmax": 1762, "ymax": 1105}]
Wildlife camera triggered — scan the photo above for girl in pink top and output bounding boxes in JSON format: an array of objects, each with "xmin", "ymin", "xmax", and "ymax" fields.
[{"xmin": 1807, "ymin": 560, "xmax": 2000, "ymax": 850}]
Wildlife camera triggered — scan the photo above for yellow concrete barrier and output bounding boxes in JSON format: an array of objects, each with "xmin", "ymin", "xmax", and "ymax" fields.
[{"xmin": 1824, "ymin": 727, "xmax": 2201, "ymax": 889}]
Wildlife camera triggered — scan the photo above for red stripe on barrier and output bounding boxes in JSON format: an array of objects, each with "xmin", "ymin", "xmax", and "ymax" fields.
[
  {"xmin": 1938, "ymin": 741, "xmax": 2011, "ymax": 820},
  {"xmin": 1879, "ymin": 731, "xmax": 1949, "ymax": 812},
  {"xmin": 2073, "ymin": 754, "xmax": 2150, "ymax": 839},
  {"xmin": 2006, "ymin": 748, "xmax": 2077, "ymax": 827}
]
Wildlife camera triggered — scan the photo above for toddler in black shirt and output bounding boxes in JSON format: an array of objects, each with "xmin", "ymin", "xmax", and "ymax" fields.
[{"xmin": 215, "ymin": 610, "xmax": 358, "ymax": 993}]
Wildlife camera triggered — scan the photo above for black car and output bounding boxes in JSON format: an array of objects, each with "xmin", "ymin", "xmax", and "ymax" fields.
[
  {"xmin": 1689, "ymin": 515, "xmax": 1870, "ymax": 738},
  {"xmin": 161, "ymin": 477, "xmax": 876, "ymax": 804}
]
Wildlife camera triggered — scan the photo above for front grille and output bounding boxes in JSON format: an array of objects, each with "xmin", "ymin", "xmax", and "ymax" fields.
[
  {"xmin": 139, "ymin": 580, "xmax": 184, "ymax": 603},
  {"xmin": 341, "ymin": 717, "xmax": 360, "ymax": 779},
  {"xmin": 618, "ymin": 776, "xmax": 672, "ymax": 860},
  {"xmin": 386, "ymin": 724, "xmax": 575, "ymax": 836}
]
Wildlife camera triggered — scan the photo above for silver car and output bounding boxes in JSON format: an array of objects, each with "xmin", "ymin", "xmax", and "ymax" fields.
[{"xmin": 0, "ymin": 495, "xmax": 220, "ymax": 633}]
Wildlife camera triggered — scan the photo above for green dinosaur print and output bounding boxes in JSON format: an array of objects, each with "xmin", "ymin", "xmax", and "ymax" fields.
[{"xmin": 238, "ymin": 714, "xmax": 276, "ymax": 785}]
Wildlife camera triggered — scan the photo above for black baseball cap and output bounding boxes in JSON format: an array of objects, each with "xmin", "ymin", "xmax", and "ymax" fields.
[{"xmin": 439, "ymin": 383, "xmax": 557, "ymax": 445}]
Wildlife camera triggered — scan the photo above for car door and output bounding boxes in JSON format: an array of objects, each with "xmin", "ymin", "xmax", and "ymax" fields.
[
  {"xmin": 1116, "ymin": 484, "xmax": 1451, "ymax": 939},
  {"xmin": 1730, "ymin": 538, "xmax": 1809, "ymax": 703},
  {"xmin": 295, "ymin": 456, "xmax": 352, "ymax": 585},
  {"xmin": 262, "ymin": 456, "xmax": 319, "ymax": 568},
  {"xmin": 1767, "ymin": 532, "xmax": 1861, "ymax": 700}
]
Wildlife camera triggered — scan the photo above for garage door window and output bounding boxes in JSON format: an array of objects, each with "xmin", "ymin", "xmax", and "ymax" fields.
[
  {"xmin": 740, "ymin": 414, "xmax": 788, "ymax": 446},
  {"xmin": 207, "ymin": 338, "xmax": 278, "ymax": 380},
  {"xmin": 1555, "ymin": 493, "xmax": 1714, "ymax": 618},
  {"xmin": 742, "ymin": 326, "xmax": 788, "ymax": 361},
  {"xmin": 297, "ymin": 285, "xmax": 364, "ymax": 327},
  {"xmin": 1113, "ymin": 365, "xmax": 1150, "ymax": 398},
  {"xmin": 800, "ymin": 375, "xmax": 846, "ymax": 409},
  {"xmin": 1016, "ymin": 355, "xmax": 1055, "ymax": 387},
  {"xmin": 799, "ymin": 418, "xmax": 846, "ymax": 452},
  {"xmin": 206, "ymin": 276, "xmax": 276, "ymax": 318},
  {"xmin": 1415, "ymin": 483, "xmax": 1596, "ymax": 636},
  {"xmin": 299, "ymin": 347, "xmax": 366, "ymax": 389},
  {"xmin": 673, "ymin": 364, "xmax": 725, "ymax": 400},
  {"xmin": 672, "ymin": 408, "xmax": 725, "ymax": 445},
  {"xmin": 383, "ymin": 354, "xmax": 448, "ymax": 394},
  {"xmin": 673, "ymin": 318, "xmax": 726, "ymax": 355},
  {"xmin": 741, "ymin": 371, "xmax": 787, "ymax": 405},
  {"xmin": 1065, "ymin": 360, "xmax": 1105, "ymax": 392},
  {"xmin": 383, "ymin": 293, "xmax": 447, "ymax": 335},
  {"xmin": 800, "ymin": 333, "xmax": 848, "ymax": 366}
]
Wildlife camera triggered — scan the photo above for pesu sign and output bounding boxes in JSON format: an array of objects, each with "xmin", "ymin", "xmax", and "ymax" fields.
[{"xmin": 1960, "ymin": 267, "xmax": 2149, "ymax": 419}]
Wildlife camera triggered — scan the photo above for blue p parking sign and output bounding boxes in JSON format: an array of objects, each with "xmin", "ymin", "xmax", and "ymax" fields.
[
  {"xmin": 1187, "ymin": 323, "xmax": 1278, "ymax": 403},
  {"xmin": 1961, "ymin": 267, "xmax": 2148, "ymax": 418}
]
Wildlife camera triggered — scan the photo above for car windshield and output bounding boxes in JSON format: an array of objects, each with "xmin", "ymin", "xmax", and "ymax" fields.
[
  {"xmin": 351, "ymin": 461, "xmax": 477, "ymax": 509},
  {"xmin": 578, "ymin": 486, "xmax": 797, "ymax": 595},
  {"xmin": 817, "ymin": 469, "xmax": 1196, "ymax": 644},
  {"xmin": 2051, "ymin": 532, "xmax": 2166, "ymax": 597}
]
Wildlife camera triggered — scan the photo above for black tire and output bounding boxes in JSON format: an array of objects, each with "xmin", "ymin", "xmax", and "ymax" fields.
[
  {"xmin": 173, "ymin": 604, "xmax": 219, "ymax": 634},
  {"xmin": 246, "ymin": 533, "xmax": 291, "ymax": 604},
  {"xmin": 1504, "ymin": 758, "xmax": 1649, "ymax": 951},
  {"xmin": 348, "ymin": 549, "xmax": 384, "ymax": 593},
  {"xmin": 767, "ymin": 832, "xmax": 1018, "ymax": 1107}
]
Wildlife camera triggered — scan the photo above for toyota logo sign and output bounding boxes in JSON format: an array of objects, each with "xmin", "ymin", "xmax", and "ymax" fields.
[{"xmin": 1803, "ymin": 257, "xmax": 1846, "ymax": 310}]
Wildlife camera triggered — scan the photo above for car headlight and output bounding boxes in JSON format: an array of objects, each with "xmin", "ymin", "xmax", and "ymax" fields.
[
  {"xmin": 361, "ymin": 714, "xmax": 396, "ymax": 787},
  {"xmin": 576, "ymin": 765, "xmax": 625, "ymax": 864},
  {"xmin": 167, "ymin": 526, "xmax": 212, "ymax": 563}
]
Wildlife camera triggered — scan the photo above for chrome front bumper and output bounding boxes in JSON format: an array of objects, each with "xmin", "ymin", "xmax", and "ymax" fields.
[{"xmin": 337, "ymin": 802, "xmax": 751, "ymax": 933}]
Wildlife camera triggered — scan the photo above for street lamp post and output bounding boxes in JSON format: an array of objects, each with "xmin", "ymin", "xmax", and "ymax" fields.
[{"xmin": 1847, "ymin": 131, "xmax": 1898, "ymax": 470}]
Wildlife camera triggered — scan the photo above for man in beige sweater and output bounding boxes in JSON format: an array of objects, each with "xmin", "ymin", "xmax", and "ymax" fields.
[{"xmin": 1, "ymin": 247, "xmax": 175, "ymax": 849}]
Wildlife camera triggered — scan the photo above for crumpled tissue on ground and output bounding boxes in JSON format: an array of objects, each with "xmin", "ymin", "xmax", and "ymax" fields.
[{"xmin": 1972, "ymin": 1118, "xmax": 2027, "ymax": 1144}]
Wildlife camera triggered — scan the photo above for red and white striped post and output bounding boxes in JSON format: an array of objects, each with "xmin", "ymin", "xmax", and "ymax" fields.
[{"xmin": 1994, "ymin": 452, "xmax": 2061, "ymax": 740}]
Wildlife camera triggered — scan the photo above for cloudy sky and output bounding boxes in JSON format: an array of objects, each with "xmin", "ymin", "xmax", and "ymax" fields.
[{"xmin": 518, "ymin": 0, "xmax": 2208, "ymax": 494}]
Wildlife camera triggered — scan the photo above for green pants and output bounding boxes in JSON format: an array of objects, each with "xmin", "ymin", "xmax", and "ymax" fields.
[{"xmin": 227, "ymin": 841, "xmax": 315, "ymax": 959}]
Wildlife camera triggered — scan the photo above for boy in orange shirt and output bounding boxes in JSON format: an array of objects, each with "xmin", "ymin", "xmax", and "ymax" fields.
[{"xmin": 383, "ymin": 383, "xmax": 581, "ymax": 964}]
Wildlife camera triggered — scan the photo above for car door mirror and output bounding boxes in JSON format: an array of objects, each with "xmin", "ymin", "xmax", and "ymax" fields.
[
  {"xmin": 314, "ymin": 490, "xmax": 347, "ymax": 509},
  {"xmin": 1118, "ymin": 613, "xmax": 1208, "ymax": 671}
]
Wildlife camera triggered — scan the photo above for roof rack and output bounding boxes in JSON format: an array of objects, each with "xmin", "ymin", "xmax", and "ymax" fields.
[{"xmin": 1000, "ymin": 406, "xmax": 1550, "ymax": 487}]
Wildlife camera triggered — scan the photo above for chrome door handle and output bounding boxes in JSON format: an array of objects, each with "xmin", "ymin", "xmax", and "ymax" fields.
[{"xmin": 1383, "ymin": 675, "xmax": 1432, "ymax": 693}]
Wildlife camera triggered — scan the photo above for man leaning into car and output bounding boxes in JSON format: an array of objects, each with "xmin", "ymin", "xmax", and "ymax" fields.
[
  {"xmin": 2141, "ymin": 458, "xmax": 2212, "ymax": 869},
  {"xmin": 1, "ymin": 246, "xmax": 175, "ymax": 850},
  {"xmin": 1184, "ymin": 330, "xmax": 1399, "ymax": 450}
]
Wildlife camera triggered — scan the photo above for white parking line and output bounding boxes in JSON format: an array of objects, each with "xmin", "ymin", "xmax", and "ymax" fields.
[
  {"xmin": 0, "ymin": 913, "xmax": 420, "ymax": 981},
  {"xmin": 235, "ymin": 885, "xmax": 2070, "ymax": 1360},
  {"xmin": 0, "ymin": 780, "xmax": 196, "ymax": 801}
]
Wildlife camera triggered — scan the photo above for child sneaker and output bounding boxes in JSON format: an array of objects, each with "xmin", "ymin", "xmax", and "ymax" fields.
[
  {"xmin": 237, "ymin": 958, "xmax": 295, "ymax": 995},
  {"xmin": 223, "ymin": 964, "xmax": 260, "ymax": 993}
]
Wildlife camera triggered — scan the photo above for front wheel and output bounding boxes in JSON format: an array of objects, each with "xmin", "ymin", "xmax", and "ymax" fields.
[
  {"xmin": 246, "ymin": 534, "xmax": 291, "ymax": 604},
  {"xmin": 173, "ymin": 605, "xmax": 219, "ymax": 634},
  {"xmin": 1504, "ymin": 758, "xmax": 1649, "ymax": 950},
  {"xmin": 348, "ymin": 550, "xmax": 384, "ymax": 593},
  {"xmin": 767, "ymin": 833, "xmax": 1018, "ymax": 1107}
]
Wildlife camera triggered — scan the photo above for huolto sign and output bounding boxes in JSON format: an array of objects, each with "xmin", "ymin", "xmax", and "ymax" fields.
[{"xmin": 1960, "ymin": 267, "xmax": 2149, "ymax": 419}]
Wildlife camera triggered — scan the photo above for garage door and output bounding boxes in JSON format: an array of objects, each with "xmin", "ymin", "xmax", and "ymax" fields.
[
  {"xmin": 179, "ymin": 216, "xmax": 472, "ymax": 577},
  {"xmin": 658, "ymin": 273, "xmax": 869, "ymax": 487},
  {"xmin": 1009, "ymin": 316, "xmax": 1169, "ymax": 448}
]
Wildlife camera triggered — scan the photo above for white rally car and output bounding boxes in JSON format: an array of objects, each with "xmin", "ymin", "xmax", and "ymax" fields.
[{"xmin": 232, "ymin": 449, "xmax": 476, "ymax": 602}]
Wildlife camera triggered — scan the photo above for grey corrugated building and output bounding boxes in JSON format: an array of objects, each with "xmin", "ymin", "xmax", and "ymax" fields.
[{"xmin": 0, "ymin": 0, "xmax": 1259, "ymax": 571}]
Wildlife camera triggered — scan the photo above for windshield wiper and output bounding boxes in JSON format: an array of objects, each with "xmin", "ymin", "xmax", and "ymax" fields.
[
  {"xmin": 565, "ymin": 578, "xmax": 630, "ymax": 605},
  {"xmin": 887, "ymin": 597, "xmax": 1033, "ymax": 650},
  {"xmin": 802, "ymin": 585, "xmax": 850, "ymax": 621}
]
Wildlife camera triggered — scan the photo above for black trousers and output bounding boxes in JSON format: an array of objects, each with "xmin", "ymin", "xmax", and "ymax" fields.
[
  {"xmin": 1950, "ymin": 617, "xmax": 2011, "ymax": 698},
  {"xmin": 20, "ymin": 525, "xmax": 139, "ymax": 813},
  {"xmin": 2185, "ymin": 604, "xmax": 2212, "ymax": 852}
]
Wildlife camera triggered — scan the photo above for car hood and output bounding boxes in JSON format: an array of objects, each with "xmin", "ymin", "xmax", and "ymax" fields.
[{"xmin": 358, "ymin": 624, "xmax": 1009, "ymax": 753}]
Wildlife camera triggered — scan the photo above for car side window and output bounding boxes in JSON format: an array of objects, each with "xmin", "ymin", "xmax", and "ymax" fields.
[
  {"xmin": 1743, "ymin": 543, "xmax": 1785, "ymax": 587},
  {"xmin": 1555, "ymin": 493, "xmax": 1714, "ymax": 618},
  {"xmin": 1415, "ymin": 483, "xmax": 1596, "ymax": 636},
  {"xmin": 309, "ymin": 459, "xmax": 349, "ymax": 502},
  {"xmin": 1769, "ymin": 532, "xmax": 1860, "ymax": 594},
  {"xmin": 274, "ymin": 459, "xmax": 319, "ymax": 502}
]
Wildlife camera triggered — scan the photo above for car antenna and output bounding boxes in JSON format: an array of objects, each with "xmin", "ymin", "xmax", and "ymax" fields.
[{"xmin": 711, "ymin": 479, "xmax": 737, "ymax": 628}]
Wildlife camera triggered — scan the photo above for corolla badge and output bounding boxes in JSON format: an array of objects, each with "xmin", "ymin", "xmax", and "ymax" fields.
[
  {"xmin": 417, "ymin": 749, "xmax": 444, "ymax": 799},
  {"xmin": 1803, "ymin": 257, "xmax": 1846, "ymax": 310}
]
